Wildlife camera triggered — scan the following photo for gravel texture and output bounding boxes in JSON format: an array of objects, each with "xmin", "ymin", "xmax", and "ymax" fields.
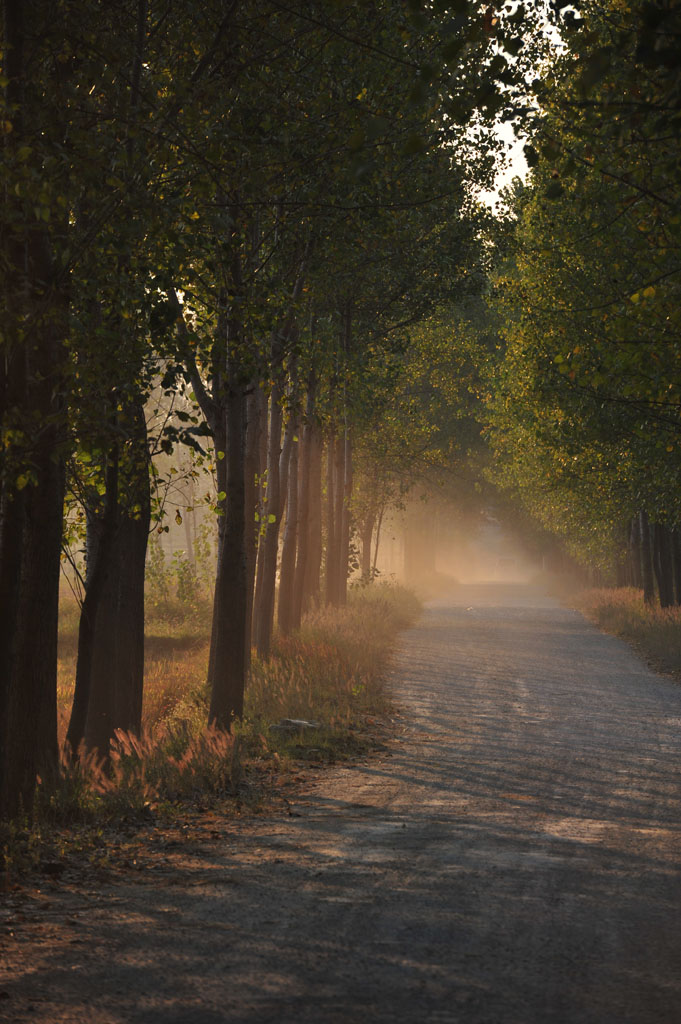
[{"xmin": 2, "ymin": 582, "xmax": 681, "ymax": 1023}]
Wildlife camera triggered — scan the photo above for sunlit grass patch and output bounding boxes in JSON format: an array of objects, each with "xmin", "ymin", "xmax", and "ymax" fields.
[
  {"xmin": 244, "ymin": 584, "xmax": 420, "ymax": 766},
  {"xmin": 43, "ymin": 583, "xmax": 418, "ymax": 828},
  {"xmin": 575, "ymin": 587, "xmax": 681, "ymax": 677},
  {"xmin": 4, "ymin": 584, "xmax": 418, "ymax": 877}
]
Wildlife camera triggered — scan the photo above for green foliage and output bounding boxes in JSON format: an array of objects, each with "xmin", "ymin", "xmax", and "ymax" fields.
[{"xmin": 484, "ymin": 1, "xmax": 681, "ymax": 569}]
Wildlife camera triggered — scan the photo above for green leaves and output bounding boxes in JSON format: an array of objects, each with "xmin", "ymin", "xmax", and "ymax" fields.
[{"xmin": 544, "ymin": 181, "xmax": 564, "ymax": 199}]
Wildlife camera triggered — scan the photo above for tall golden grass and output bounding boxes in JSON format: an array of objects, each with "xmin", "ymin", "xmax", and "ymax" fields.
[
  {"xmin": 575, "ymin": 587, "xmax": 681, "ymax": 677},
  {"xmin": 46, "ymin": 583, "xmax": 420, "ymax": 826}
]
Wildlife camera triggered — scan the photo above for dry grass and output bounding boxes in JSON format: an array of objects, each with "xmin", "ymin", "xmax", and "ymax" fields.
[
  {"xmin": 575, "ymin": 587, "xmax": 681, "ymax": 678},
  {"xmin": 245, "ymin": 585, "xmax": 419, "ymax": 760},
  {"xmin": 4, "ymin": 583, "xmax": 418, "ymax": 876},
  {"xmin": 57, "ymin": 598, "xmax": 212, "ymax": 748},
  {"xmin": 48, "ymin": 582, "xmax": 419, "ymax": 818}
]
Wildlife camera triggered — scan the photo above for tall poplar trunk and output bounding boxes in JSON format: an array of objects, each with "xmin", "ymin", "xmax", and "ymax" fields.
[
  {"xmin": 653, "ymin": 522, "xmax": 674, "ymax": 609},
  {"xmin": 292, "ymin": 383, "xmax": 316, "ymax": 628},
  {"xmin": 243, "ymin": 382, "xmax": 263, "ymax": 668},
  {"xmin": 372, "ymin": 505, "xmax": 385, "ymax": 579},
  {"xmin": 302, "ymin": 423, "xmax": 323, "ymax": 613},
  {"xmin": 672, "ymin": 529, "xmax": 681, "ymax": 606},
  {"xmin": 278, "ymin": 430, "xmax": 299, "ymax": 635},
  {"xmin": 66, "ymin": 452, "xmax": 119, "ymax": 757},
  {"xmin": 332, "ymin": 433, "xmax": 345, "ymax": 603},
  {"xmin": 0, "ymin": 292, "xmax": 66, "ymax": 813},
  {"xmin": 360, "ymin": 512, "xmax": 376, "ymax": 582},
  {"xmin": 252, "ymin": 390, "xmax": 269, "ymax": 640},
  {"xmin": 337, "ymin": 431, "xmax": 353, "ymax": 605},
  {"xmin": 253, "ymin": 379, "xmax": 284, "ymax": 659},
  {"xmin": 78, "ymin": 402, "xmax": 151, "ymax": 757},
  {"xmin": 183, "ymin": 470, "xmax": 195, "ymax": 568},
  {"xmin": 629, "ymin": 515, "xmax": 642, "ymax": 589},
  {"xmin": 209, "ymin": 381, "xmax": 247, "ymax": 726},
  {"xmin": 325, "ymin": 431, "xmax": 337, "ymax": 605},
  {"xmin": 0, "ymin": 2, "xmax": 67, "ymax": 816},
  {"xmin": 206, "ymin": 420, "xmax": 227, "ymax": 689},
  {"xmin": 112, "ymin": 508, "xmax": 149, "ymax": 733},
  {"xmin": 639, "ymin": 510, "xmax": 655, "ymax": 605}
]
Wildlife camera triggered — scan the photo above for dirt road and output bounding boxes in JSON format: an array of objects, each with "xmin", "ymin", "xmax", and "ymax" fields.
[{"xmin": 3, "ymin": 583, "xmax": 681, "ymax": 1023}]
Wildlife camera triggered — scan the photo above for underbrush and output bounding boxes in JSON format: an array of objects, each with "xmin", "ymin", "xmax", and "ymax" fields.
[
  {"xmin": 3, "ymin": 584, "xmax": 419, "ymax": 878},
  {"xmin": 575, "ymin": 586, "xmax": 681, "ymax": 677}
]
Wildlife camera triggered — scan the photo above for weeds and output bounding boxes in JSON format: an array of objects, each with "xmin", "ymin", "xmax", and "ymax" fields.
[
  {"xmin": 575, "ymin": 586, "xmax": 681, "ymax": 677},
  {"xmin": 2, "ymin": 583, "xmax": 419, "ymax": 879}
]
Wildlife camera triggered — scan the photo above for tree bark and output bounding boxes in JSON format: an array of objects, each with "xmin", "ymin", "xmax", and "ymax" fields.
[
  {"xmin": 639, "ymin": 510, "xmax": 655, "ymax": 605},
  {"xmin": 337, "ymin": 430, "xmax": 353, "ymax": 605},
  {"xmin": 253, "ymin": 378, "xmax": 283, "ymax": 659},
  {"xmin": 243, "ymin": 382, "xmax": 263, "ymax": 668},
  {"xmin": 360, "ymin": 511, "xmax": 376, "ymax": 582},
  {"xmin": 325, "ymin": 430, "xmax": 337, "ymax": 605},
  {"xmin": 671, "ymin": 529, "xmax": 681, "ymax": 606},
  {"xmin": 66, "ymin": 451, "xmax": 119, "ymax": 757},
  {"xmin": 653, "ymin": 522, "xmax": 674, "ymax": 609},
  {"xmin": 291, "ymin": 383, "xmax": 316, "ymax": 628},
  {"xmin": 277, "ymin": 428, "xmax": 299, "ymax": 635},
  {"xmin": 372, "ymin": 505, "xmax": 385, "ymax": 579},
  {"xmin": 302, "ymin": 421, "xmax": 323, "ymax": 613},
  {"xmin": 80, "ymin": 401, "xmax": 151, "ymax": 756},
  {"xmin": 0, "ymin": 3, "xmax": 67, "ymax": 816},
  {"xmin": 629, "ymin": 515, "xmax": 642, "ymax": 590},
  {"xmin": 209, "ymin": 380, "xmax": 247, "ymax": 726}
]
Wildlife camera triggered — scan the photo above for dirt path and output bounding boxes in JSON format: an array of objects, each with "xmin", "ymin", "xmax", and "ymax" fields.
[{"xmin": 3, "ymin": 583, "xmax": 681, "ymax": 1023}]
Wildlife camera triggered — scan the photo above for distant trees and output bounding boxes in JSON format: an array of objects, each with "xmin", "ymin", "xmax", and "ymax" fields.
[{"xmin": 485, "ymin": 1, "xmax": 681, "ymax": 602}]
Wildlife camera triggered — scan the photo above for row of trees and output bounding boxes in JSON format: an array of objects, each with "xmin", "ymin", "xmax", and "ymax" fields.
[
  {"xmin": 485, "ymin": 0, "xmax": 681, "ymax": 603},
  {"xmin": 1, "ymin": 0, "xmax": 546, "ymax": 820}
]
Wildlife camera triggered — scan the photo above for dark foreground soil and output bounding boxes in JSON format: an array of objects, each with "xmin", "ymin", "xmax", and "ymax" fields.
[{"xmin": 2, "ymin": 583, "xmax": 681, "ymax": 1023}]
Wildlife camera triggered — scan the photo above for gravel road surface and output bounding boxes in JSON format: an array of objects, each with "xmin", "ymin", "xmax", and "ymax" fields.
[{"xmin": 3, "ymin": 583, "xmax": 681, "ymax": 1023}]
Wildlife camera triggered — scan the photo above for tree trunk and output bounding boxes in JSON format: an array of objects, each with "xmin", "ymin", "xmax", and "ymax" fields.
[
  {"xmin": 332, "ymin": 432, "xmax": 346, "ymax": 605},
  {"xmin": 639, "ymin": 510, "xmax": 655, "ymax": 605},
  {"xmin": 113, "ymin": 401, "xmax": 150, "ymax": 734},
  {"xmin": 0, "ymin": 312, "xmax": 66, "ymax": 816},
  {"xmin": 66, "ymin": 452, "xmax": 119, "ymax": 757},
  {"xmin": 4, "ymin": 445, "xmax": 65, "ymax": 816},
  {"xmin": 360, "ymin": 512, "xmax": 376, "ymax": 582},
  {"xmin": 243, "ymin": 382, "xmax": 263, "ymax": 668},
  {"xmin": 252, "ymin": 392, "xmax": 268, "ymax": 642},
  {"xmin": 291, "ymin": 383, "xmax": 315, "ymax": 629},
  {"xmin": 672, "ymin": 529, "xmax": 681, "ymax": 606},
  {"xmin": 277, "ymin": 429, "xmax": 299, "ymax": 635},
  {"xmin": 337, "ymin": 431, "xmax": 353, "ymax": 605},
  {"xmin": 183, "ymin": 487, "xmax": 195, "ymax": 568},
  {"xmin": 209, "ymin": 381, "xmax": 247, "ymax": 727},
  {"xmin": 372, "ymin": 505, "xmax": 385, "ymax": 579},
  {"xmin": 325, "ymin": 430, "xmax": 337, "ymax": 605},
  {"xmin": 302, "ymin": 422, "xmax": 323, "ymax": 613},
  {"xmin": 207, "ymin": 420, "xmax": 227, "ymax": 691},
  {"xmin": 113, "ymin": 509, "xmax": 149, "ymax": 733},
  {"xmin": 653, "ymin": 522, "xmax": 674, "ymax": 609},
  {"xmin": 629, "ymin": 515, "xmax": 642, "ymax": 590},
  {"xmin": 0, "ymin": 2, "xmax": 67, "ymax": 815},
  {"xmin": 81, "ymin": 402, "xmax": 151, "ymax": 756},
  {"xmin": 253, "ymin": 379, "xmax": 284, "ymax": 659}
]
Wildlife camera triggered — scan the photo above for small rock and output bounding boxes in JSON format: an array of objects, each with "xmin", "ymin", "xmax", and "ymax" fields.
[{"xmin": 270, "ymin": 718, "xmax": 321, "ymax": 733}]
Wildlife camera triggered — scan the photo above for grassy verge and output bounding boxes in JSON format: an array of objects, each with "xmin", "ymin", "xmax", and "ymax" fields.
[
  {"xmin": 3, "ymin": 583, "xmax": 420, "ymax": 880},
  {"xmin": 574, "ymin": 586, "xmax": 681, "ymax": 678}
]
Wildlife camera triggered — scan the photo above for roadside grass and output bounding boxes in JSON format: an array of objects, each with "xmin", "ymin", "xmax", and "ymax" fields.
[
  {"xmin": 3, "ymin": 583, "xmax": 419, "ymax": 879},
  {"xmin": 575, "ymin": 587, "xmax": 681, "ymax": 678}
]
